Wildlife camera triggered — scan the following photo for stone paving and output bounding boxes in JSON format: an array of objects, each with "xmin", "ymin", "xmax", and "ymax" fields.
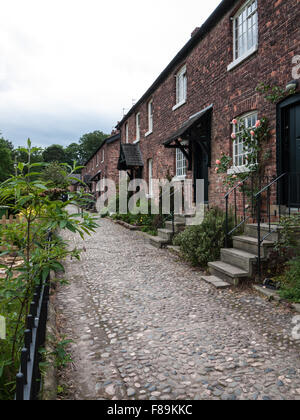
[{"xmin": 56, "ymin": 217, "xmax": 300, "ymax": 400}]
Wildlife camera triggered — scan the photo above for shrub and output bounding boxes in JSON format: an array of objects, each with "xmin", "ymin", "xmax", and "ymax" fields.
[
  {"xmin": 173, "ymin": 207, "xmax": 237, "ymax": 267},
  {"xmin": 278, "ymin": 257, "xmax": 300, "ymax": 303}
]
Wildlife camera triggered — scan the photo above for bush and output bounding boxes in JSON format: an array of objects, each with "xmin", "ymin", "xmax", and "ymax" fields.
[
  {"xmin": 173, "ymin": 207, "xmax": 237, "ymax": 267},
  {"xmin": 278, "ymin": 257, "xmax": 300, "ymax": 303}
]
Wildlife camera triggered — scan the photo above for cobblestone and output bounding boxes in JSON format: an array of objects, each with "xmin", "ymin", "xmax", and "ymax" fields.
[{"xmin": 56, "ymin": 217, "xmax": 300, "ymax": 400}]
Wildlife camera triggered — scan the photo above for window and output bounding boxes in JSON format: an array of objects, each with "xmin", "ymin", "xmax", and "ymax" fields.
[
  {"xmin": 125, "ymin": 123, "xmax": 129, "ymax": 143},
  {"xmin": 148, "ymin": 159, "xmax": 153, "ymax": 196},
  {"xmin": 136, "ymin": 113, "xmax": 140, "ymax": 142},
  {"xmin": 232, "ymin": 112, "xmax": 258, "ymax": 168},
  {"xmin": 173, "ymin": 66, "xmax": 187, "ymax": 110},
  {"xmin": 176, "ymin": 148, "xmax": 187, "ymax": 177},
  {"xmin": 146, "ymin": 100, "xmax": 153, "ymax": 135},
  {"xmin": 96, "ymin": 153, "xmax": 99, "ymax": 166},
  {"xmin": 233, "ymin": 0, "xmax": 258, "ymax": 61},
  {"xmin": 101, "ymin": 149, "xmax": 105, "ymax": 163}
]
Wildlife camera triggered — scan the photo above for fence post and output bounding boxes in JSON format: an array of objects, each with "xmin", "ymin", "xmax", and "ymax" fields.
[{"xmin": 16, "ymin": 373, "xmax": 25, "ymax": 401}]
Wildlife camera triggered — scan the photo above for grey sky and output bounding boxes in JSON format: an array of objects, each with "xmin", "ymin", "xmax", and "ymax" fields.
[{"xmin": 0, "ymin": 0, "xmax": 221, "ymax": 148}]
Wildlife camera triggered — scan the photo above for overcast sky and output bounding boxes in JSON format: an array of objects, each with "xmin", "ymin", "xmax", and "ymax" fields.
[{"xmin": 0, "ymin": 0, "xmax": 221, "ymax": 148}]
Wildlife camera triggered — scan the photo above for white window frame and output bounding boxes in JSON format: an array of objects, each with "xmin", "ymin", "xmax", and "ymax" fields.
[
  {"xmin": 227, "ymin": 0, "xmax": 258, "ymax": 71},
  {"xmin": 228, "ymin": 111, "xmax": 258, "ymax": 174},
  {"xmin": 175, "ymin": 148, "xmax": 187, "ymax": 178},
  {"xmin": 125, "ymin": 123, "xmax": 129, "ymax": 143},
  {"xmin": 145, "ymin": 100, "xmax": 153, "ymax": 137},
  {"xmin": 101, "ymin": 149, "xmax": 105, "ymax": 163},
  {"xmin": 173, "ymin": 65, "xmax": 187, "ymax": 111},
  {"xmin": 135, "ymin": 113, "xmax": 141, "ymax": 143}
]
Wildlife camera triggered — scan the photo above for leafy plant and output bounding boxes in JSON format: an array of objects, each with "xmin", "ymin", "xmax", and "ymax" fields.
[
  {"xmin": 173, "ymin": 207, "xmax": 238, "ymax": 267},
  {"xmin": 0, "ymin": 139, "xmax": 98, "ymax": 399}
]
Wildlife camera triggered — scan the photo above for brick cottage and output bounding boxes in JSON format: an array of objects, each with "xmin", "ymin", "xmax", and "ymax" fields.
[
  {"xmin": 81, "ymin": 0, "xmax": 300, "ymax": 285},
  {"xmin": 113, "ymin": 0, "xmax": 300, "ymax": 212},
  {"xmin": 81, "ymin": 131, "xmax": 121, "ymax": 195}
]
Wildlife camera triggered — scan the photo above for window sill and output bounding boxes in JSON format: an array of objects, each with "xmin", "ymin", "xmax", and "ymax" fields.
[
  {"xmin": 145, "ymin": 130, "xmax": 153, "ymax": 138},
  {"xmin": 227, "ymin": 44, "xmax": 258, "ymax": 72},
  {"xmin": 172, "ymin": 175, "xmax": 187, "ymax": 182},
  {"xmin": 172, "ymin": 100, "xmax": 186, "ymax": 111},
  {"xmin": 227, "ymin": 165, "xmax": 255, "ymax": 175},
  {"xmin": 133, "ymin": 139, "xmax": 140, "ymax": 144}
]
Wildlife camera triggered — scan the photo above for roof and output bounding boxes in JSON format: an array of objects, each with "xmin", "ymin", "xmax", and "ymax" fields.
[
  {"xmin": 164, "ymin": 104, "xmax": 213, "ymax": 146},
  {"xmin": 83, "ymin": 132, "xmax": 120, "ymax": 166},
  {"xmin": 116, "ymin": 0, "xmax": 236, "ymax": 129},
  {"xmin": 118, "ymin": 143, "xmax": 144, "ymax": 171}
]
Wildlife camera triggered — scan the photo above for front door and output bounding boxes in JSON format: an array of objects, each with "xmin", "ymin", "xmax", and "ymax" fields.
[{"xmin": 282, "ymin": 102, "xmax": 300, "ymax": 207}]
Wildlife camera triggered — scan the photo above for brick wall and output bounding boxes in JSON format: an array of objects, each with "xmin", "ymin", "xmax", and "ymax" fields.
[{"xmin": 118, "ymin": 0, "xmax": 300, "ymax": 210}]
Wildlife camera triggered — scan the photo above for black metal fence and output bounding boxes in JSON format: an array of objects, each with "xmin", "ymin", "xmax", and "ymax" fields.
[{"xmin": 15, "ymin": 233, "xmax": 52, "ymax": 401}]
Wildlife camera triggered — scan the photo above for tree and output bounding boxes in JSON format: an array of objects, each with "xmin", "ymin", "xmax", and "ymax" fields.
[
  {"xmin": 41, "ymin": 161, "xmax": 70, "ymax": 189},
  {"xmin": 0, "ymin": 136, "xmax": 13, "ymax": 182},
  {"xmin": 65, "ymin": 143, "xmax": 81, "ymax": 167},
  {"xmin": 42, "ymin": 144, "xmax": 66, "ymax": 163},
  {"xmin": 79, "ymin": 131, "xmax": 108, "ymax": 163}
]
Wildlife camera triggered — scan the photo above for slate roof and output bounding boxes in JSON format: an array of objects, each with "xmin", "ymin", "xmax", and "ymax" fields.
[
  {"xmin": 118, "ymin": 143, "xmax": 144, "ymax": 171},
  {"xmin": 164, "ymin": 104, "xmax": 213, "ymax": 146}
]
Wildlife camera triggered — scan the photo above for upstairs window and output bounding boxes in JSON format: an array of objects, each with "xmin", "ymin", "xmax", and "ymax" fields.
[
  {"xmin": 147, "ymin": 100, "xmax": 153, "ymax": 134},
  {"xmin": 101, "ymin": 149, "xmax": 105, "ymax": 163},
  {"xmin": 233, "ymin": 0, "xmax": 258, "ymax": 61},
  {"xmin": 136, "ymin": 113, "xmax": 141, "ymax": 142},
  {"xmin": 174, "ymin": 65, "xmax": 187, "ymax": 109},
  {"xmin": 176, "ymin": 148, "xmax": 187, "ymax": 177},
  {"xmin": 233, "ymin": 112, "xmax": 258, "ymax": 168}
]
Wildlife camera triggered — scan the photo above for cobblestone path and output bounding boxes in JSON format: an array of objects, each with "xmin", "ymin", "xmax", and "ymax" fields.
[{"xmin": 56, "ymin": 218, "xmax": 300, "ymax": 400}]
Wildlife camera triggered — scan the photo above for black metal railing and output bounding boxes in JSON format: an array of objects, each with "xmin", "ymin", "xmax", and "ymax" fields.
[
  {"xmin": 225, "ymin": 174, "xmax": 274, "ymax": 248},
  {"xmin": 15, "ymin": 232, "xmax": 52, "ymax": 400},
  {"xmin": 256, "ymin": 172, "xmax": 300, "ymax": 282}
]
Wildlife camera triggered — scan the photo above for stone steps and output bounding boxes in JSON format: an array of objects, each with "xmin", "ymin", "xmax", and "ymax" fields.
[
  {"xmin": 208, "ymin": 261, "xmax": 249, "ymax": 286},
  {"xmin": 201, "ymin": 275, "xmax": 231, "ymax": 289}
]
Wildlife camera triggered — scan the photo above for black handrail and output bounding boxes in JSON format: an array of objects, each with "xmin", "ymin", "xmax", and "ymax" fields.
[
  {"xmin": 225, "ymin": 174, "xmax": 253, "ymax": 248},
  {"xmin": 255, "ymin": 173, "xmax": 287, "ymax": 283}
]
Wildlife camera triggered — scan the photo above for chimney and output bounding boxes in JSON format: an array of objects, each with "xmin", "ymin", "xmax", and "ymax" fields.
[{"xmin": 191, "ymin": 27, "xmax": 200, "ymax": 38}]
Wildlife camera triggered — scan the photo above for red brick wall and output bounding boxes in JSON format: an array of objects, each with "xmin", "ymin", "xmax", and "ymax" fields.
[{"xmin": 119, "ymin": 0, "xmax": 300, "ymax": 210}]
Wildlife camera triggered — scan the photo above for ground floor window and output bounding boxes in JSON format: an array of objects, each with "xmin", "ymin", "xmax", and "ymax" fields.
[
  {"xmin": 148, "ymin": 159, "xmax": 153, "ymax": 196},
  {"xmin": 233, "ymin": 111, "xmax": 258, "ymax": 167},
  {"xmin": 176, "ymin": 148, "xmax": 187, "ymax": 177}
]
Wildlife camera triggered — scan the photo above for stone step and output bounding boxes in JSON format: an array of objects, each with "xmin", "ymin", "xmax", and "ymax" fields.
[
  {"xmin": 208, "ymin": 260, "xmax": 249, "ymax": 286},
  {"xmin": 157, "ymin": 228, "xmax": 174, "ymax": 242},
  {"xmin": 167, "ymin": 245, "xmax": 181, "ymax": 256},
  {"xmin": 201, "ymin": 275, "xmax": 231, "ymax": 289},
  {"xmin": 221, "ymin": 248, "xmax": 257, "ymax": 274},
  {"xmin": 233, "ymin": 235, "xmax": 274, "ymax": 257},
  {"xmin": 165, "ymin": 221, "xmax": 185, "ymax": 233},
  {"xmin": 244, "ymin": 224, "xmax": 279, "ymax": 241},
  {"xmin": 149, "ymin": 236, "xmax": 169, "ymax": 249}
]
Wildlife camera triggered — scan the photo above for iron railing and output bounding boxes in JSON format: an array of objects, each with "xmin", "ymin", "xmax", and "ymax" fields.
[
  {"xmin": 15, "ymin": 232, "xmax": 52, "ymax": 400},
  {"xmin": 255, "ymin": 172, "xmax": 300, "ymax": 282},
  {"xmin": 224, "ymin": 174, "xmax": 272, "ymax": 248}
]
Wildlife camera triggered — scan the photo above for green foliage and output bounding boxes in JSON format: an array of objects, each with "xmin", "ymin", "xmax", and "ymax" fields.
[
  {"xmin": 41, "ymin": 161, "xmax": 70, "ymax": 189},
  {"xmin": 79, "ymin": 131, "xmax": 108, "ymax": 163},
  {"xmin": 278, "ymin": 257, "xmax": 300, "ymax": 303},
  {"xmin": 173, "ymin": 207, "xmax": 237, "ymax": 267},
  {"xmin": 42, "ymin": 144, "xmax": 66, "ymax": 163},
  {"xmin": 256, "ymin": 82, "xmax": 296, "ymax": 104},
  {"xmin": 0, "ymin": 140, "xmax": 98, "ymax": 399}
]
